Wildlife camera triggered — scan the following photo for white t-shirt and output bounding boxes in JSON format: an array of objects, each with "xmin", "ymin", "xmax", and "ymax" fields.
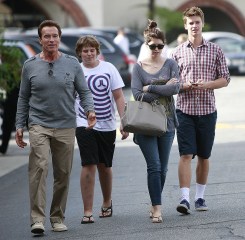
[
  {"xmin": 113, "ymin": 35, "xmax": 130, "ymax": 55},
  {"xmin": 75, "ymin": 60, "xmax": 124, "ymax": 131}
]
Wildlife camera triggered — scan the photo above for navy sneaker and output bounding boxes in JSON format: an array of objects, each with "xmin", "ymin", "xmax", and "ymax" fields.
[
  {"xmin": 195, "ymin": 198, "xmax": 208, "ymax": 211},
  {"xmin": 176, "ymin": 199, "xmax": 191, "ymax": 214}
]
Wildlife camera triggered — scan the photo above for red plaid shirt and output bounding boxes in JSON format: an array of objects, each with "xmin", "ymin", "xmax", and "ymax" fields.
[{"xmin": 172, "ymin": 39, "xmax": 230, "ymax": 115}]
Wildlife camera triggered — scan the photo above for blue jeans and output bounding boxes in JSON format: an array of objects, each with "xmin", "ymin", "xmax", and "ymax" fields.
[{"xmin": 135, "ymin": 131, "xmax": 175, "ymax": 206}]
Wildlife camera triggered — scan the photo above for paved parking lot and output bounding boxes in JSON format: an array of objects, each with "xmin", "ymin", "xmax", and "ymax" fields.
[{"xmin": 0, "ymin": 76, "xmax": 245, "ymax": 239}]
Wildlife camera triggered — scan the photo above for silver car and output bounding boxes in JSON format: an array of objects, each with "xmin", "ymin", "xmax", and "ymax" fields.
[{"xmin": 169, "ymin": 31, "xmax": 245, "ymax": 75}]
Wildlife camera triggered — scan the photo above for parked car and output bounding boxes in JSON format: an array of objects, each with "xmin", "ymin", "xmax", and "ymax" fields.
[
  {"xmin": 4, "ymin": 28, "xmax": 132, "ymax": 85},
  {"xmin": 59, "ymin": 28, "xmax": 132, "ymax": 85},
  {"xmin": 168, "ymin": 31, "xmax": 245, "ymax": 75},
  {"xmin": 215, "ymin": 38, "xmax": 245, "ymax": 74},
  {"xmin": 1, "ymin": 40, "xmax": 36, "ymax": 59},
  {"xmin": 2, "ymin": 31, "xmax": 76, "ymax": 57},
  {"xmin": 82, "ymin": 27, "xmax": 144, "ymax": 57},
  {"xmin": 202, "ymin": 31, "xmax": 245, "ymax": 41},
  {"xmin": 168, "ymin": 31, "xmax": 245, "ymax": 49}
]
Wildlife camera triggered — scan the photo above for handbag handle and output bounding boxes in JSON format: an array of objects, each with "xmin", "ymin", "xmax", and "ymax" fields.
[
  {"xmin": 137, "ymin": 93, "xmax": 161, "ymax": 110},
  {"xmin": 138, "ymin": 98, "xmax": 161, "ymax": 113},
  {"xmin": 136, "ymin": 93, "xmax": 160, "ymax": 104}
]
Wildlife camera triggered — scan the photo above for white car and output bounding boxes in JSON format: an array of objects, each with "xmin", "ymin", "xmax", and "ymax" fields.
[
  {"xmin": 213, "ymin": 38, "xmax": 245, "ymax": 74},
  {"xmin": 202, "ymin": 31, "xmax": 244, "ymax": 41},
  {"xmin": 168, "ymin": 31, "xmax": 245, "ymax": 75},
  {"xmin": 168, "ymin": 31, "xmax": 245, "ymax": 49}
]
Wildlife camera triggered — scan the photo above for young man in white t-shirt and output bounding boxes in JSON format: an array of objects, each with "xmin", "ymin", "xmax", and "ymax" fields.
[{"xmin": 75, "ymin": 35, "xmax": 129, "ymax": 224}]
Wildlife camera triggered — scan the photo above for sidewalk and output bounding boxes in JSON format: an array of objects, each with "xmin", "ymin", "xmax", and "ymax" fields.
[{"xmin": 0, "ymin": 138, "xmax": 28, "ymax": 177}]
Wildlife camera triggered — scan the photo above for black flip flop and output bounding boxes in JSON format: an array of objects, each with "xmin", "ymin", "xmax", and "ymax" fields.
[
  {"xmin": 81, "ymin": 215, "xmax": 94, "ymax": 224},
  {"xmin": 99, "ymin": 200, "xmax": 113, "ymax": 218}
]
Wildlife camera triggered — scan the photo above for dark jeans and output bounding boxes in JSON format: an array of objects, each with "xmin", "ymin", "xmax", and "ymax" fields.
[{"xmin": 135, "ymin": 131, "xmax": 175, "ymax": 206}]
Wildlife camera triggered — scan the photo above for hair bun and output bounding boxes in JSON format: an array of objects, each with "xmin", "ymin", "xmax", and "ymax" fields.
[{"xmin": 148, "ymin": 19, "xmax": 157, "ymax": 29}]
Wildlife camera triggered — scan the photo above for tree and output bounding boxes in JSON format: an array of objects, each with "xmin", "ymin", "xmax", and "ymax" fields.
[
  {"xmin": 155, "ymin": 7, "xmax": 211, "ymax": 43},
  {"xmin": 0, "ymin": 40, "xmax": 23, "ymax": 101},
  {"xmin": 155, "ymin": 7, "xmax": 184, "ymax": 43},
  {"xmin": 148, "ymin": 0, "xmax": 155, "ymax": 20}
]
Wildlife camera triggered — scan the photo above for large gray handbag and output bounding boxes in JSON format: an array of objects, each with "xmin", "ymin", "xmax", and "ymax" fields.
[{"xmin": 121, "ymin": 98, "xmax": 167, "ymax": 136}]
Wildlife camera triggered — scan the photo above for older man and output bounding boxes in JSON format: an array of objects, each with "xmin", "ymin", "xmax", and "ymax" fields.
[{"xmin": 15, "ymin": 20, "xmax": 96, "ymax": 235}]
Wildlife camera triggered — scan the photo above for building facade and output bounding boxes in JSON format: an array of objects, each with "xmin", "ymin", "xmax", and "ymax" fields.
[{"xmin": 1, "ymin": 0, "xmax": 245, "ymax": 36}]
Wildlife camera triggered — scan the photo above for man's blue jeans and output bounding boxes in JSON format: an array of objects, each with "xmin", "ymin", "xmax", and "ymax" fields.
[{"xmin": 135, "ymin": 131, "xmax": 175, "ymax": 206}]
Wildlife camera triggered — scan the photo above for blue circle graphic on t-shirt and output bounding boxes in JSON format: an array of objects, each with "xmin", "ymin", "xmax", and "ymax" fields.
[{"xmin": 87, "ymin": 73, "xmax": 112, "ymax": 121}]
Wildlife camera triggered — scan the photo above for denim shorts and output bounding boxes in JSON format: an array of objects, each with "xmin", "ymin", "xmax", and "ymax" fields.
[
  {"xmin": 76, "ymin": 127, "xmax": 116, "ymax": 167},
  {"xmin": 176, "ymin": 109, "xmax": 217, "ymax": 159}
]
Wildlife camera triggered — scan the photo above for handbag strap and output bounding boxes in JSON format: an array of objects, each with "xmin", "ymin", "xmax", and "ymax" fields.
[{"xmin": 136, "ymin": 93, "xmax": 144, "ymax": 102}]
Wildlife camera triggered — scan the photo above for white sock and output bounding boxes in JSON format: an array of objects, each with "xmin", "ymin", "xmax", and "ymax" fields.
[
  {"xmin": 180, "ymin": 187, "xmax": 190, "ymax": 202},
  {"xmin": 195, "ymin": 183, "xmax": 206, "ymax": 200}
]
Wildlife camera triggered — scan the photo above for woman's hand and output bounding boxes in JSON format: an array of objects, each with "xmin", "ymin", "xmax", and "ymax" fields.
[
  {"xmin": 166, "ymin": 78, "xmax": 178, "ymax": 85},
  {"xmin": 143, "ymin": 85, "xmax": 149, "ymax": 92}
]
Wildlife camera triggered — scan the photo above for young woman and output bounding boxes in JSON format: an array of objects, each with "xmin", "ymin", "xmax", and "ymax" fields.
[{"xmin": 131, "ymin": 20, "xmax": 180, "ymax": 223}]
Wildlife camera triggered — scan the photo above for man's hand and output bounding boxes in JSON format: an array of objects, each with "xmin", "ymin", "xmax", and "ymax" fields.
[
  {"xmin": 15, "ymin": 128, "xmax": 27, "ymax": 148},
  {"xmin": 191, "ymin": 79, "xmax": 208, "ymax": 90},
  {"xmin": 86, "ymin": 111, "xmax": 96, "ymax": 129},
  {"xmin": 186, "ymin": 81, "xmax": 193, "ymax": 90}
]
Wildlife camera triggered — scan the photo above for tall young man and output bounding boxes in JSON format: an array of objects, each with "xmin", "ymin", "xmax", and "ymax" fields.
[{"xmin": 172, "ymin": 7, "xmax": 230, "ymax": 214}]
